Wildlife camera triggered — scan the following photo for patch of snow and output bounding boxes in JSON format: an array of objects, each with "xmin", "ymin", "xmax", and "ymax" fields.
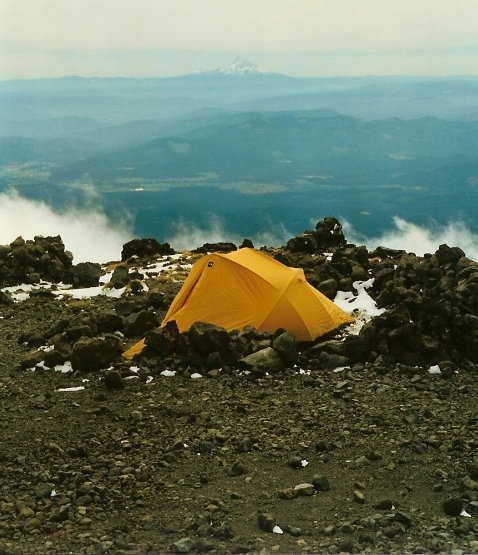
[
  {"xmin": 160, "ymin": 370, "xmax": 176, "ymax": 377},
  {"xmin": 272, "ymin": 525, "xmax": 284, "ymax": 534},
  {"xmin": 190, "ymin": 373, "xmax": 202, "ymax": 379},
  {"xmin": 54, "ymin": 361, "xmax": 73, "ymax": 373},
  {"xmin": 57, "ymin": 386, "xmax": 85, "ymax": 392},
  {"xmin": 335, "ymin": 278, "xmax": 385, "ymax": 335},
  {"xmin": 333, "ymin": 366, "xmax": 350, "ymax": 373},
  {"xmin": 53, "ymin": 285, "xmax": 127, "ymax": 299},
  {"xmin": 428, "ymin": 365, "xmax": 441, "ymax": 374},
  {"xmin": 10, "ymin": 292, "xmax": 31, "ymax": 302}
]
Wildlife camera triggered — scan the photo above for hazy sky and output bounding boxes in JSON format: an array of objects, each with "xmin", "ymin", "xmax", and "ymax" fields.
[{"xmin": 1, "ymin": 0, "xmax": 478, "ymax": 79}]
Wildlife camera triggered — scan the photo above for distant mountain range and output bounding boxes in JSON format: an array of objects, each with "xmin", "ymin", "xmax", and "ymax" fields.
[
  {"xmin": 1, "ymin": 63, "xmax": 477, "ymax": 241},
  {"xmin": 2, "ymin": 67, "xmax": 478, "ymax": 125}
]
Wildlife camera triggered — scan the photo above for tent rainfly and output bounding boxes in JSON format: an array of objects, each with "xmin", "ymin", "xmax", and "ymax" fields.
[{"xmin": 123, "ymin": 247, "xmax": 354, "ymax": 359}]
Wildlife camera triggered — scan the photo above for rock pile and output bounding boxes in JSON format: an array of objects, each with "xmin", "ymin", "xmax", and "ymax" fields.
[
  {"xmin": 0, "ymin": 235, "xmax": 105, "ymax": 289},
  {"xmin": 0, "ymin": 235, "xmax": 73, "ymax": 287},
  {"xmin": 142, "ymin": 321, "xmax": 298, "ymax": 376},
  {"xmin": 282, "ymin": 219, "xmax": 478, "ymax": 368},
  {"xmin": 13, "ymin": 217, "xmax": 478, "ymax": 376}
]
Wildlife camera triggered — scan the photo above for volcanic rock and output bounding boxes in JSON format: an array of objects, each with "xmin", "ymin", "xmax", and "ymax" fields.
[
  {"xmin": 66, "ymin": 262, "xmax": 101, "ymax": 288},
  {"xmin": 121, "ymin": 238, "xmax": 175, "ymax": 261},
  {"xmin": 71, "ymin": 336, "xmax": 123, "ymax": 372},
  {"xmin": 239, "ymin": 347, "xmax": 285, "ymax": 374}
]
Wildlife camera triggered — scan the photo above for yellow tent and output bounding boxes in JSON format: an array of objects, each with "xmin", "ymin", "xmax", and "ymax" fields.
[{"xmin": 123, "ymin": 247, "xmax": 353, "ymax": 359}]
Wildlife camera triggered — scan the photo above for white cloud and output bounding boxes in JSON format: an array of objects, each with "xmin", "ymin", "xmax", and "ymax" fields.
[
  {"xmin": 165, "ymin": 215, "xmax": 291, "ymax": 251},
  {"xmin": 0, "ymin": 190, "xmax": 133, "ymax": 263},
  {"xmin": 342, "ymin": 216, "xmax": 478, "ymax": 261}
]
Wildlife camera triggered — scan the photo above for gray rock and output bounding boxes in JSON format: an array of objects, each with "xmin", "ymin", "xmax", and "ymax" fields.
[
  {"xmin": 227, "ymin": 460, "xmax": 247, "ymax": 477},
  {"xmin": 104, "ymin": 369, "xmax": 125, "ymax": 389},
  {"xmin": 394, "ymin": 511, "xmax": 412, "ymax": 527},
  {"xmin": 34, "ymin": 482, "xmax": 55, "ymax": 499},
  {"xmin": 312, "ymin": 474, "xmax": 330, "ymax": 491},
  {"xmin": 110, "ymin": 264, "xmax": 130, "ymax": 288},
  {"xmin": 353, "ymin": 490, "xmax": 365, "ymax": 504},
  {"xmin": 272, "ymin": 331, "xmax": 297, "ymax": 366},
  {"xmin": 294, "ymin": 483, "xmax": 315, "ymax": 496},
  {"xmin": 67, "ymin": 262, "xmax": 101, "ymax": 288},
  {"xmin": 65, "ymin": 324, "xmax": 93, "ymax": 341},
  {"xmin": 188, "ymin": 321, "xmax": 231, "ymax": 355},
  {"xmin": 374, "ymin": 499, "xmax": 394, "ymax": 510},
  {"xmin": 145, "ymin": 320, "xmax": 181, "ymax": 356},
  {"xmin": 121, "ymin": 238, "xmax": 175, "ymax": 260},
  {"xmin": 171, "ymin": 537, "xmax": 194, "ymax": 553},
  {"xmin": 236, "ymin": 436, "xmax": 252, "ymax": 453},
  {"xmin": 443, "ymin": 497, "xmax": 463, "ymax": 516},
  {"xmin": 283, "ymin": 525, "xmax": 302, "ymax": 536},
  {"xmin": 316, "ymin": 278, "xmax": 339, "ymax": 299},
  {"xmin": 0, "ymin": 244, "xmax": 12, "ymax": 260},
  {"xmin": 287, "ymin": 455, "xmax": 304, "ymax": 469},
  {"xmin": 96, "ymin": 311, "xmax": 124, "ymax": 333},
  {"xmin": 239, "ymin": 347, "xmax": 285, "ymax": 374},
  {"xmin": 71, "ymin": 336, "xmax": 122, "ymax": 372},
  {"xmin": 20, "ymin": 349, "xmax": 46, "ymax": 369},
  {"xmin": 467, "ymin": 462, "xmax": 478, "ymax": 480},
  {"xmin": 318, "ymin": 352, "xmax": 350, "ymax": 370},
  {"xmin": 23, "ymin": 517, "xmax": 43, "ymax": 533},
  {"xmin": 124, "ymin": 310, "xmax": 159, "ymax": 337},
  {"xmin": 257, "ymin": 512, "xmax": 275, "ymax": 532}
]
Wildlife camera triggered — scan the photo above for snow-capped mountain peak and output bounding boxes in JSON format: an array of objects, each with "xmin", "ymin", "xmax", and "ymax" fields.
[{"xmin": 212, "ymin": 57, "xmax": 265, "ymax": 76}]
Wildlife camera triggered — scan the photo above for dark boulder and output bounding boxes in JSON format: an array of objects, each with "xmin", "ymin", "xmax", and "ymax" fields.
[
  {"xmin": 104, "ymin": 369, "xmax": 125, "ymax": 389},
  {"xmin": 193, "ymin": 242, "xmax": 237, "ymax": 254},
  {"xmin": 387, "ymin": 323, "xmax": 424, "ymax": 366},
  {"xmin": 0, "ymin": 244, "xmax": 12, "ymax": 260},
  {"xmin": 314, "ymin": 217, "xmax": 347, "ymax": 249},
  {"xmin": 71, "ymin": 336, "xmax": 123, "ymax": 372},
  {"xmin": 240, "ymin": 238, "xmax": 254, "ymax": 249},
  {"xmin": 121, "ymin": 238, "xmax": 175, "ymax": 261},
  {"xmin": 272, "ymin": 331, "xmax": 298, "ymax": 366},
  {"xmin": 145, "ymin": 321, "xmax": 182, "ymax": 356},
  {"xmin": 286, "ymin": 232, "xmax": 319, "ymax": 254},
  {"xmin": 65, "ymin": 324, "xmax": 93, "ymax": 342},
  {"xmin": 188, "ymin": 322, "xmax": 231, "ymax": 355},
  {"xmin": 317, "ymin": 352, "xmax": 350, "ymax": 370},
  {"xmin": 434, "ymin": 244, "xmax": 465, "ymax": 267},
  {"xmin": 96, "ymin": 311, "xmax": 124, "ymax": 334},
  {"xmin": 110, "ymin": 264, "xmax": 130, "ymax": 288},
  {"xmin": 316, "ymin": 278, "xmax": 339, "ymax": 299},
  {"xmin": 67, "ymin": 262, "xmax": 102, "ymax": 288},
  {"xmin": 124, "ymin": 310, "xmax": 159, "ymax": 338},
  {"xmin": 0, "ymin": 290, "xmax": 13, "ymax": 305}
]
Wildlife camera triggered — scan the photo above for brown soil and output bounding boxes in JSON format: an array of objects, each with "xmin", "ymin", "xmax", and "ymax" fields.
[{"xmin": 0, "ymin": 292, "xmax": 477, "ymax": 554}]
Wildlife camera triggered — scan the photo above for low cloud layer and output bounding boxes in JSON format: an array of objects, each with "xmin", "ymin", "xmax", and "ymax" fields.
[
  {"xmin": 0, "ymin": 190, "xmax": 133, "ymax": 263},
  {"xmin": 343, "ymin": 216, "xmax": 478, "ymax": 261},
  {"xmin": 2, "ymin": 192, "xmax": 476, "ymax": 265},
  {"xmin": 165, "ymin": 216, "xmax": 292, "ymax": 252}
]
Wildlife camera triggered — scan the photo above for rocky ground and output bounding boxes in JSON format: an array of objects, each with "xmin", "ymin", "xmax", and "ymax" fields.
[{"xmin": 0, "ymin": 220, "xmax": 477, "ymax": 554}]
